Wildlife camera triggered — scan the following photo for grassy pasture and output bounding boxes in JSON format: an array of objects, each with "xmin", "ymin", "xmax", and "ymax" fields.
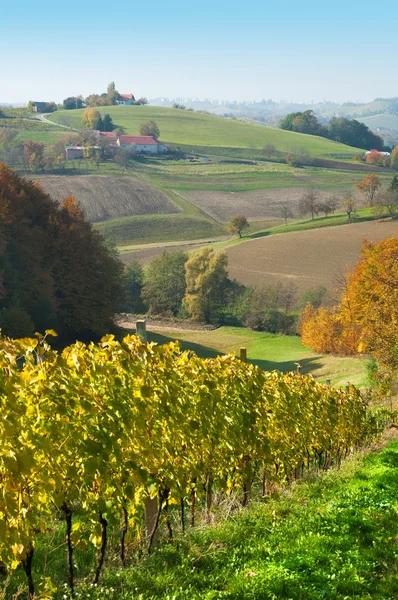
[
  {"xmin": 95, "ymin": 213, "xmax": 225, "ymax": 246},
  {"xmin": 37, "ymin": 175, "xmax": 180, "ymax": 222},
  {"xmin": 48, "ymin": 106, "xmax": 362, "ymax": 157},
  {"xmin": 225, "ymin": 218, "xmax": 398, "ymax": 296},
  {"xmin": 133, "ymin": 159, "xmax": 395, "ymax": 193},
  {"xmin": 143, "ymin": 325, "xmax": 366, "ymax": 386}
]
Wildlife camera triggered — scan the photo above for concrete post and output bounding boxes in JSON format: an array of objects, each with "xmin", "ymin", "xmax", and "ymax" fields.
[{"xmin": 136, "ymin": 319, "xmax": 147, "ymax": 343}]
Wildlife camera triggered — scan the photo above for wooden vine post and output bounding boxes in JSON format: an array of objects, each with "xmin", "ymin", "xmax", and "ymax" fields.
[{"xmin": 240, "ymin": 347, "xmax": 247, "ymax": 363}]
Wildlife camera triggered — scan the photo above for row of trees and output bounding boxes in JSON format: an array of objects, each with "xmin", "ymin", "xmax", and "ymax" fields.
[
  {"xmin": 82, "ymin": 108, "xmax": 115, "ymax": 131},
  {"xmin": 65, "ymin": 82, "xmax": 148, "ymax": 109},
  {"xmin": 123, "ymin": 249, "xmax": 327, "ymax": 334},
  {"xmin": 280, "ymin": 110, "xmax": 384, "ymax": 151},
  {"xmin": 296, "ymin": 174, "xmax": 398, "ymax": 221}
]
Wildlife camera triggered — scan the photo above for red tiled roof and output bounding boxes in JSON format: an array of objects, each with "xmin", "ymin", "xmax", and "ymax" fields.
[
  {"xmin": 119, "ymin": 135, "xmax": 158, "ymax": 145},
  {"xmin": 119, "ymin": 94, "xmax": 134, "ymax": 100},
  {"xmin": 100, "ymin": 131, "xmax": 117, "ymax": 139}
]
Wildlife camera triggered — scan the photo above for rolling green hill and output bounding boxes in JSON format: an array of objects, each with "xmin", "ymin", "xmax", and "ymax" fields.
[{"xmin": 48, "ymin": 106, "xmax": 362, "ymax": 158}]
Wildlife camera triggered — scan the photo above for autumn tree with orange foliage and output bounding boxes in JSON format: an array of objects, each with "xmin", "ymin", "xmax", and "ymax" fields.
[
  {"xmin": 355, "ymin": 173, "xmax": 381, "ymax": 206},
  {"xmin": 0, "ymin": 163, "xmax": 123, "ymax": 339},
  {"xmin": 301, "ymin": 236, "xmax": 398, "ymax": 377}
]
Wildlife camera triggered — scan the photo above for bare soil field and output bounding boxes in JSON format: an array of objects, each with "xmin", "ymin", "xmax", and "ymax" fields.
[
  {"xmin": 37, "ymin": 176, "xmax": 180, "ymax": 222},
  {"xmin": 182, "ymin": 187, "xmax": 332, "ymax": 223},
  {"xmin": 226, "ymin": 220, "xmax": 398, "ymax": 298}
]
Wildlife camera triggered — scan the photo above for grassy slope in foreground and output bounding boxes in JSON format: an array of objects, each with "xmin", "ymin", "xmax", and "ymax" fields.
[
  {"xmin": 48, "ymin": 106, "xmax": 362, "ymax": 157},
  {"xmin": 104, "ymin": 437, "xmax": 398, "ymax": 599},
  {"xmin": 144, "ymin": 325, "xmax": 366, "ymax": 386},
  {"xmin": 12, "ymin": 435, "xmax": 398, "ymax": 599}
]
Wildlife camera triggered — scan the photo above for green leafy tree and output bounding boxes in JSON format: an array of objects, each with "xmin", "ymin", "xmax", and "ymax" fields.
[
  {"xmin": 227, "ymin": 215, "xmax": 249, "ymax": 238},
  {"xmin": 123, "ymin": 259, "xmax": 146, "ymax": 313},
  {"xmin": 299, "ymin": 285, "xmax": 327, "ymax": 311},
  {"xmin": 139, "ymin": 120, "xmax": 160, "ymax": 139},
  {"xmin": 143, "ymin": 251, "xmax": 188, "ymax": 315},
  {"xmin": 101, "ymin": 114, "xmax": 115, "ymax": 132},
  {"xmin": 184, "ymin": 248, "xmax": 229, "ymax": 323}
]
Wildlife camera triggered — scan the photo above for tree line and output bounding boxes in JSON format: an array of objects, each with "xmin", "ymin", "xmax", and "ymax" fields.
[
  {"xmin": 0, "ymin": 164, "xmax": 123, "ymax": 341},
  {"xmin": 279, "ymin": 110, "xmax": 385, "ymax": 151},
  {"xmin": 123, "ymin": 249, "xmax": 328, "ymax": 335},
  {"xmin": 63, "ymin": 81, "xmax": 148, "ymax": 110}
]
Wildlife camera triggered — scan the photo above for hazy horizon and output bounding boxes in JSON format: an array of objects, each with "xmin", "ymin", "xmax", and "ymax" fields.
[{"xmin": 2, "ymin": 0, "xmax": 398, "ymax": 105}]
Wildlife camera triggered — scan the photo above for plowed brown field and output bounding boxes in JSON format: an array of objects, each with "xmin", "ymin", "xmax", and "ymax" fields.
[
  {"xmin": 37, "ymin": 176, "xmax": 180, "ymax": 222},
  {"xmin": 182, "ymin": 188, "xmax": 332, "ymax": 223},
  {"xmin": 226, "ymin": 220, "xmax": 398, "ymax": 297}
]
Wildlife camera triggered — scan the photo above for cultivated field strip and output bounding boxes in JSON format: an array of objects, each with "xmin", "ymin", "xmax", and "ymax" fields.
[
  {"xmin": 37, "ymin": 175, "xmax": 181, "ymax": 222},
  {"xmin": 226, "ymin": 220, "xmax": 398, "ymax": 295},
  {"xmin": 182, "ymin": 187, "xmax": 333, "ymax": 222}
]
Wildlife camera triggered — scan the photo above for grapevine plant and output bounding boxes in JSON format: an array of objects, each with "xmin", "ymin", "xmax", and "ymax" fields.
[{"xmin": 0, "ymin": 332, "xmax": 379, "ymax": 597}]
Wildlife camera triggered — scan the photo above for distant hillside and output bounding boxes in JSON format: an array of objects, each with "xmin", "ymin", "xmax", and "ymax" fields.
[
  {"xmin": 37, "ymin": 175, "xmax": 180, "ymax": 222},
  {"xmin": 147, "ymin": 98, "xmax": 398, "ymax": 144},
  {"xmin": 48, "ymin": 106, "xmax": 362, "ymax": 159}
]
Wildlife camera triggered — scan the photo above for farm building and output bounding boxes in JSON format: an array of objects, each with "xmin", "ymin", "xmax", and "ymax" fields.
[
  {"xmin": 117, "ymin": 135, "xmax": 169, "ymax": 154},
  {"xmin": 65, "ymin": 146, "xmax": 100, "ymax": 160},
  {"xmin": 30, "ymin": 101, "xmax": 56, "ymax": 113},
  {"xmin": 116, "ymin": 94, "xmax": 136, "ymax": 106},
  {"xmin": 364, "ymin": 150, "xmax": 390, "ymax": 157}
]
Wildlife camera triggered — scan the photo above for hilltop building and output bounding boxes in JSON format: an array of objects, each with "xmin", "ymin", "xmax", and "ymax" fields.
[{"xmin": 116, "ymin": 94, "xmax": 136, "ymax": 106}]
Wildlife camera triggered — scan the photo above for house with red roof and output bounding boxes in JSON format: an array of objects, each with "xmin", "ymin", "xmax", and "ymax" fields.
[
  {"xmin": 117, "ymin": 135, "xmax": 169, "ymax": 154},
  {"xmin": 116, "ymin": 93, "xmax": 136, "ymax": 106}
]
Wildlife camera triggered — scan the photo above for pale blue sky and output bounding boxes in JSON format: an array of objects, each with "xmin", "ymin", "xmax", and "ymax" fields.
[{"xmin": 1, "ymin": 0, "xmax": 397, "ymax": 104}]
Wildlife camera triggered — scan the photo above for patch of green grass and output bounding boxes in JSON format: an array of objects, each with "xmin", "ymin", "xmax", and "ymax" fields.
[
  {"xmin": 145, "ymin": 326, "xmax": 366, "ymax": 386},
  {"xmin": 15, "ymin": 128, "xmax": 76, "ymax": 144},
  {"xmin": 131, "ymin": 159, "xmax": 395, "ymax": 193},
  {"xmin": 48, "ymin": 106, "xmax": 362, "ymax": 158},
  {"xmin": 95, "ymin": 213, "xmax": 225, "ymax": 246}
]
